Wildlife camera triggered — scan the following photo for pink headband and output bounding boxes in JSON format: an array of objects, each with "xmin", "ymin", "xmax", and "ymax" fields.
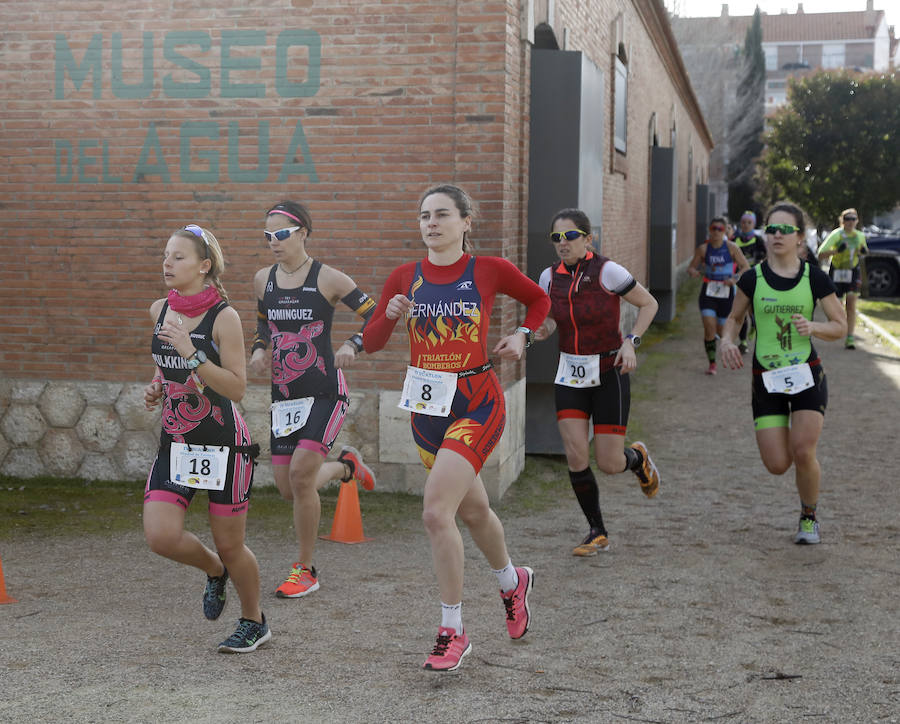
[{"xmin": 268, "ymin": 209, "xmax": 302, "ymax": 224}]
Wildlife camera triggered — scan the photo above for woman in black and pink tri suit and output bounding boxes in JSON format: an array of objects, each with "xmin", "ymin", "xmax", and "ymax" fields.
[
  {"xmin": 249, "ymin": 200, "xmax": 377, "ymax": 600},
  {"xmin": 143, "ymin": 224, "xmax": 269, "ymax": 654},
  {"xmin": 364, "ymin": 184, "xmax": 550, "ymax": 672}
]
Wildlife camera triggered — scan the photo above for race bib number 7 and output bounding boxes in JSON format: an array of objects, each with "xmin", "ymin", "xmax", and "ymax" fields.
[
  {"xmin": 761, "ymin": 363, "xmax": 814, "ymax": 395},
  {"xmin": 705, "ymin": 281, "xmax": 730, "ymax": 299},
  {"xmin": 170, "ymin": 443, "xmax": 229, "ymax": 491},
  {"xmin": 833, "ymin": 268, "xmax": 852, "ymax": 283},
  {"xmin": 398, "ymin": 366, "xmax": 457, "ymax": 417}
]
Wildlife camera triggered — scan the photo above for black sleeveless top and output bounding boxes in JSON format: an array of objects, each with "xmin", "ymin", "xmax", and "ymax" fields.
[
  {"xmin": 261, "ymin": 261, "xmax": 340, "ymax": 401},
  {"xmin": 151, "ymin": 301, "xmax": 249, "ymax": 448}
]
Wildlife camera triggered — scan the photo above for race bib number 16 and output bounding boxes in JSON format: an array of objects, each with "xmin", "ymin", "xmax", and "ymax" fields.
[{"xmin": 271, "ymin": 397, "xmax": 315, "ymax": 438}]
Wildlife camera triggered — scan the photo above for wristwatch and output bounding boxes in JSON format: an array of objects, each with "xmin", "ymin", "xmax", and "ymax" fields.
[
  {"xmin": 185, "ymin": 349, "xmax": 208, "ymax": 369},
  {"xmin": 515, "ymin": 326, "xmax": 534, "ymax": 348},
  {"xmin": 625, "ymin": 334, "xmax": 641, "ymax": 348}
]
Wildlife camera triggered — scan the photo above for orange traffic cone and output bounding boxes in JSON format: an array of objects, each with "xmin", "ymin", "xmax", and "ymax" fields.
[
  {"xmin": 320, "ymin": 480, "xmax": 372, "ymax": 544},
  {"xmin": 0, "ymin": 555, "xmax": 17, "ymax": 604}
]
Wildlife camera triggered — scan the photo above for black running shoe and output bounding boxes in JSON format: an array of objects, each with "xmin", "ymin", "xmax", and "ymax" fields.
[
  {"xmin": 203, "ymin": 565, "xmax": 228, "ymax": 621},
  {"xmin": 217, "ymin": 615, "xmax": 272, "ymax": 653}
]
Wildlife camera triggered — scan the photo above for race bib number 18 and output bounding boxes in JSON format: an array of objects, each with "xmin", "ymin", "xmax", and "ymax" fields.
[
  {"xmin": 170, "ymin": 443, "xmax": 229, "ymax": 491},
  {"xmin": 398, "ymin": 366, "xmax": 457, "ymax": 417}
]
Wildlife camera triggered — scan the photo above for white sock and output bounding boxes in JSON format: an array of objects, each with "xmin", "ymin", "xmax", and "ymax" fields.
[
  {"xmin": 493, "ymin": 560, "xmax": 519, "ymax": 592},
  {"xmin": 441, "ymin": 601, "xmax": 462, "ymax": 635}
]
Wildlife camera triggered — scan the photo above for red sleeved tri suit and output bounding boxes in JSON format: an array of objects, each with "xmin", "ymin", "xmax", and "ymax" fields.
[{"xmin": 365, "ymin": 254, "xmax": 549, "ymax": 472}]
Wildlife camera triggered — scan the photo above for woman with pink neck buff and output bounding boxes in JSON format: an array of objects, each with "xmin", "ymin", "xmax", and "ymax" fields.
[{"xmin": 143, "ymin": 224, "xmax": 270, "ymax": 654}]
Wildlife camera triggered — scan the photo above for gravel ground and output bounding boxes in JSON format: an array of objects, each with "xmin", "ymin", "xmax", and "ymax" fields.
[{"xmin": 1, "ymin": 312, "xmax": 899, "ymax": 723}]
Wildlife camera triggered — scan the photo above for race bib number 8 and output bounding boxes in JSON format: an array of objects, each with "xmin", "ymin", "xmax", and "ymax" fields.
[
  {"xmin": 833, "ymin": 268, "xmax": 852, "ymax": 283},
  {"xmin": 271, "ymin": 397, "xmax": 315, "ymax": 438},
  {"xmin": 762, "ymin": 363, "xmax": 814, "ymax": 395},
  {"xmin": 705, "ymin": 281, "xmax": 730, "ymax": 299},
  {"xmin": 555, "ymin": 352, "xmax": 601, "ymax": 387},
  {"xmin": 398, "ymin": 366, "xmax": 457, "ymax": 417},
  {"xmin": 170, "ymin": 443, "xmax": 229, "ymax": 491}
]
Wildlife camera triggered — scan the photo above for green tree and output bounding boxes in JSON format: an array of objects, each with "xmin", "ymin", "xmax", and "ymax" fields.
[
  {"xmin": 726, "ymin": 8, "xmax": 765, "ymax": 223},
  {"xmin": 759, "ymin": 71, "xmax": 900, "ymax": 227}
]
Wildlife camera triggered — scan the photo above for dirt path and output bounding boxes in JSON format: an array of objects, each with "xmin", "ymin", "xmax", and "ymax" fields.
[{"xmin": 2, "ymin": 312, "xmax": 899, "ymax": 723}]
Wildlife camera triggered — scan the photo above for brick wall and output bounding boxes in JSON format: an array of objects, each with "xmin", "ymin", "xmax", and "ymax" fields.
[
  {"xmin": 0, "ymin": 0, "xmax": 710, "ymax": 490},
  {"xmin": 0, "ymin": 0, "xmax": 528, "ymax": 382}
]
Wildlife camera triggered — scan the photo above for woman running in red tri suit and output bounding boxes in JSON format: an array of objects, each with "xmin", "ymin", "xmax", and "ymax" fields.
[
  {"xmin": 364, "ymin": 184, "xmax": 550, "ymax": 672},
  {"xmin": 143, "ymin": 224, "xmax": 269, "ymax": 653}
]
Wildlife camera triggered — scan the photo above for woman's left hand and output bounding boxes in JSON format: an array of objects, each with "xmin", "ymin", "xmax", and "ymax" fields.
[
  {"xmin": 615, "ymin": 343, "xmax": 637, "ymax": 373},
  {"xmin": 334, "ymin": 342, "xmax": 356, "ymax": 368},
  {"xmin": 791, "ymin": 313, "xmax": 814, "ymax": 337},
  {"xmin": 156, "ymin": 321, "xmax": 195, "ymax": 359}
]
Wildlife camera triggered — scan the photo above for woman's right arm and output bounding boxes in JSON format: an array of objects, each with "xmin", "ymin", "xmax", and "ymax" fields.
[
  {"xmin": 248, "ymin": 267, "xmax": 270, "ymax": 376},
  {"xmin": 362, "ymin": 266, "xmax": 408, "ymax": 354},
  {"xmin": 719, "ymin": 289, "xmax": 752, "ymax": 369},
  {"xmin": 686, "ymin": 244, "xmax": 705, "ymax": 277},
  {"xmin": 145, "ymin": 299, "xmax": 166, "ymax": 409}
]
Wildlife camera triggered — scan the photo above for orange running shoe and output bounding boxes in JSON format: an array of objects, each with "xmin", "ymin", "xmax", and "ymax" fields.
[
  {"xmin": 630, "ymin": 441, "xmax": 660, "ymax": 498},
  {"xmin": 572, "ymin": 531, "xmax": 610, "ymax": 556},
  {"xmin": 337, "ymin": 445, "xmax": 376, "ymax": 491},
  {"xmin": 275, "ymin": 563, "xmax": 319, "ymax": 598}
]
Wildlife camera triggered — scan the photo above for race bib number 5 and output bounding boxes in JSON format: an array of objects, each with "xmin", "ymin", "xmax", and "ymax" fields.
[
  {"xmin": 271, "ymin": 397, "xmax": 315, "ymax": 438},
  {"xmin": 398, "ymin": 366, "xmax": 457, "ymax": 417},
  {"xmin": 762, "ymin": 363, "xmax": 814, "ymax": 395},
  {"xmin": 555, "ymin": 352, "xmax": 601, "ymax": 387},
  {"xmin": 170, "ymin": 443, "xmax": 229, "ymax": 491}
]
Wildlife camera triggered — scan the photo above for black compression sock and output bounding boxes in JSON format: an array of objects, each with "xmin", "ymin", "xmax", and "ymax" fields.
[
  {"xmin": 623, "ymin": 446, "xmax": 642, "ymax": 472},
  {"xmin": 704, "ymin": 339, "xmax": 717, "ymax": 363},
  {"xmin": 568, "ymin": 467, "xmax": 605, "ymax": 534}
]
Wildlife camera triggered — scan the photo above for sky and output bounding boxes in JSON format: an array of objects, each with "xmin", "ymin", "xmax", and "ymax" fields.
[{"xmin": 666, "ymin": 0, "xmax": 897, "ymax": 31}]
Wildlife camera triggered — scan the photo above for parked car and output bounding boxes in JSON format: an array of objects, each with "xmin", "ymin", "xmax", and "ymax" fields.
[{"xmin": 864, "ymin": 233, "xmax": 900, "ymax": 297}]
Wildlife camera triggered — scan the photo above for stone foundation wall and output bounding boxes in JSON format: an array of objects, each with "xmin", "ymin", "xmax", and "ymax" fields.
[{"xmin": 0, "ymin": 375, "xmax": 525, "ymax": 502}]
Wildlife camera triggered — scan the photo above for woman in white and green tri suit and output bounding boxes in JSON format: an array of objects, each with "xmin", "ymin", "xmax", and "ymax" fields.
[
  {"xmin": 720, "ymin": 202, "xmax": 847, "ymax": 545},
  {"xmin": 817, "ymin": 208, "xmax": 868, "ymax": 349}
]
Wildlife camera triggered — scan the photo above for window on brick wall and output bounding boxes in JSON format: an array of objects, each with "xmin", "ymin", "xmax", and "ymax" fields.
[
  {"xmin": 688, "ymin": 146, "xmax": 693, "ymax": 201},
  {"xmin": 614, "ymin": 44, "xmax": 628, "ymax": 154}
]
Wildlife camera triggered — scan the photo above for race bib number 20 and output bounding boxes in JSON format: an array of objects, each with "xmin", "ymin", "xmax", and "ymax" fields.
[{"xmin": 555, "ymin": 352, "xmax": 601, "ymax": 388}]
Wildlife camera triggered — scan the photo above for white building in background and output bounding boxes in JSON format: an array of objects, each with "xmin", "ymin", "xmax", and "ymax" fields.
[{"xmin": 670, "ymin": 0, "xmax": 897, "ymax": 214}]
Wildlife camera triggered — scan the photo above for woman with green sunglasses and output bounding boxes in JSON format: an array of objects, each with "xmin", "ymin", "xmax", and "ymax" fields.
[{"xmin": 720, "ymin": 202, "xmax": 847, "ymax": 545}]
